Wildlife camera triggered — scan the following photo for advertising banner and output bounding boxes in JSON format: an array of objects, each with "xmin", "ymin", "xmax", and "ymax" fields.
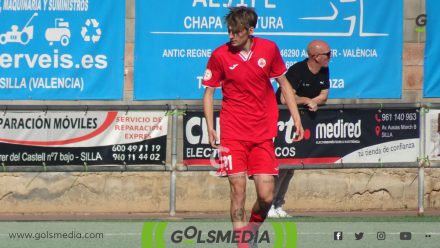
[
  {"xmin": 183, "ymin": 108, "xmax": 419, "ymax": 166},
  {"xmin": 424, "ymin": 0, "xmax": 440, "ymax": 97},
  {"xmin": 425, "ymin": 109, "xmax": 440, "ymax": 161},
  {"xmin": 0, "ymin": 111, "xmax": 167, "ymax": 165},
  {"xmin": 135, "ymin": 0, "xmax": 402, "ymax": 100},
  {"xmin": 0, "ymin": 0, "xmax": 125, "ymax": 100}
]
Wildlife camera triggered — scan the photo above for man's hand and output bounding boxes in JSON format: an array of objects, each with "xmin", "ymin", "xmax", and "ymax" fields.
[
  {"xmin": 294, "ymin": 122, "xmax": 304, "ymax": 141},
  {"xmin": 305, "ymin": 100, "xmax": 318, "ymax": 112},
  {"xmin": 208, "ymin": 129, "xmax": 219, "ymax": 148}
]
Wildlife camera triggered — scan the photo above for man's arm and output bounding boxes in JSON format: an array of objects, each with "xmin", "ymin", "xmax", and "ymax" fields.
[
  {"xmin": 311, "ymin": 89, "xmax": 329, "ymax": 105},
  {"xmin": 203, "ymin": 87, "xmax": 219, "ymax": 148},
  {"xmin": 305, "ymin": 88, "xmax": 329, "ymax": 112},
  {"xmin": 281, "ymin": 89, "xmax": 328, "ymax": 112},
  {"xmin": 277, "ymin": 75, "xmax": 304, "ymax": 141}
]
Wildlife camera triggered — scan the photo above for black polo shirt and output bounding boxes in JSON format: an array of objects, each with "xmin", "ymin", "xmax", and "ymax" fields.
[{"xmin": 276, "ymin": 59, "xmax": 329, "ymax": 104}]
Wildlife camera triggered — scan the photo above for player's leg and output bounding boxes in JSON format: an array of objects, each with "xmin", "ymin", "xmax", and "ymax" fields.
[
  {"xmin": 252, "ymin": 174, "xmax": 275, "ymax": 219},
  {"xmin": 228, "ymin": 173, "xmax": 248, "ymax": 229},
  {"xmin": 247, "ymin": 140, "xmax": 278, "ymax": 232},
  {"xmin": 245, "ymin": 174, "xmax": 275, "ymax": 248},
  {"xmin": 221, "ymin": 139, "xmax": 250, "ymax": 247}
]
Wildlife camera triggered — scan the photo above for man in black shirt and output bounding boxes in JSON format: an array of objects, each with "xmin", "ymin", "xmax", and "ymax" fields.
[{"xmin": 269, "ymin": 40, "xmax": 331, "ymax": 218}]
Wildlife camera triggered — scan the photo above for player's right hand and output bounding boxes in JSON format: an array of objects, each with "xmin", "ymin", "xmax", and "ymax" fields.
[{"xmin": 208, "ymin": 129, "xmax": 219, "ymax": 148}]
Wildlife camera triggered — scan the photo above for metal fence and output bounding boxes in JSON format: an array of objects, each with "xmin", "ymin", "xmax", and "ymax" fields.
[{"xmin": 0, "ymin": 103, "xmax": 439, "ymax": 216}]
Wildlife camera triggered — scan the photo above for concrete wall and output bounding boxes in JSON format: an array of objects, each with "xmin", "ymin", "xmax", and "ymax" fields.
[
  {"xmin": 176, "ymin": 169, "xmax": 440, "ymax": 212},
  {"xmin": 0, "ymin": 172, "xmax": 169, "ymax": 213},
  {"xmin": 1, "ymin": 168, "xmax": 439, "ymax": 213},
  {"xmin": 1, "ymin": 0, "xmax": 439, "ymax": 214}
]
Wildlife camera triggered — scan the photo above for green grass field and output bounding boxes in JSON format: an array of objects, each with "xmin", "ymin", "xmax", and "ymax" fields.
[{"xmin": 0, "ymin": 216, "xmax": 439, "ymax": 248}]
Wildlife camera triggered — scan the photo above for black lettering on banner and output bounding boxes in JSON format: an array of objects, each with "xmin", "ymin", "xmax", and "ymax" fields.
[{"xmin": 416, "ymin": 14, "xmax": 426, "ymax": 26}]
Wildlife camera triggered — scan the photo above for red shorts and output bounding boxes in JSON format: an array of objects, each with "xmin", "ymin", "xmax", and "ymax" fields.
[{"xmin": 217, "ymin": 139, "xmax": 278, "ymax": 177}]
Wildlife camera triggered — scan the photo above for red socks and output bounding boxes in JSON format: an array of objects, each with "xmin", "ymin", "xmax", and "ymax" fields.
[
  {"xmin": 234, "ymin": 211, "xmax": 267, "ymax": 248},
  {"xmin": 248, "ymin": 210, "xmax": 266, "ymax": 232},
  {"xmin": 234, "ymin": 226, "xmax": 251, "ymax": 248}
]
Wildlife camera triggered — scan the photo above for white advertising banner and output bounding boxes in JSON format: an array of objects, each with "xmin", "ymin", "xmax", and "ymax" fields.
[
  {"xmin": 0, "ymin": 111, "xmax": 167, "ymax": 165},
  {"xmin": 425, "ymin": 109, "xmax": 440, "ymax": 161}
]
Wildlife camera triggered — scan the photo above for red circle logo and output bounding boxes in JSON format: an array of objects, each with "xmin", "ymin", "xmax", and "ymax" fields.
[{"xmin": 304, "ymin": 129, "xmax": 311, "ymax": 140}]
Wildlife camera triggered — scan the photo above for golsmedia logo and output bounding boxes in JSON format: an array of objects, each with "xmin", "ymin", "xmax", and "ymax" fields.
[
  {"xmin": 170, "ymin": 226, "xmax": 269, "ymax": 244},
  {"xmin": 142, "ymin": 221, "xmax": 297, "ymax": 248}
]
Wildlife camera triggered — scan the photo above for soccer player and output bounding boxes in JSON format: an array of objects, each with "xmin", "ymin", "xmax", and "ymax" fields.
[{"xmin": 202, "ymin": 6, "xmax": 304, "ymax": 247}]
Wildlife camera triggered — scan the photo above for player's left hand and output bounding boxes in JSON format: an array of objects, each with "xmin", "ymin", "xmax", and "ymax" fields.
[{"xmin": 294, "ymin": 123, "xmax": 304, "ymax": 141}]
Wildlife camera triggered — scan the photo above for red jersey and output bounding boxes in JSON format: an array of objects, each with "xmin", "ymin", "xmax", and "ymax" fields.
[{"xmin": 203, "ymin": 37, "xmax": 286, "ymax": 141}]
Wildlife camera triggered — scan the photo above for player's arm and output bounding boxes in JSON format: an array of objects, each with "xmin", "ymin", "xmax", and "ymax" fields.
[
  {"xmin": 203, "ymin": 87, "xmax": 219, "ymax": 148},
  {"xmin": 277, "ymin": 75, "xmax": 304, "ymax": 141}
]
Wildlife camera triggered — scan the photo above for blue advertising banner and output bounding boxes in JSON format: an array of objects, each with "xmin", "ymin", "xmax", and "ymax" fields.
[
  {"xmin": 135, "ymin": 0, "xmax": 403, "ymax": 100},
  {"xmin": 0, "ymin": 0, "xmax": 125, "ymax": 100},
  {"xmin": 424, "ymin": 0, "xmax": 440, "ymax": 97}
]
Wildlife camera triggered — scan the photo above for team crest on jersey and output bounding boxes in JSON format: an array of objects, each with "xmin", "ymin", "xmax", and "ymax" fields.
[
  {"xmin": 203, "ymin": 69, "xmax": 212, "ymax": 81},
  {"xmin": 258, "ymin": 58, "xmax": 266, "ymax": 68}
]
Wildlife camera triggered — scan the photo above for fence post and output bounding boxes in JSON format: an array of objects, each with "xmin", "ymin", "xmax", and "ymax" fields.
[
  {"xmin": 418, "ymin": 164, "xmax": 425, "ymax": 216},
  {"xmin": 418, "ymin": 106, "xmax": 426, "ymax": 216},
  {"xmin": 170, "ymin": 105, "xmax": 178, "ymax": 216}
]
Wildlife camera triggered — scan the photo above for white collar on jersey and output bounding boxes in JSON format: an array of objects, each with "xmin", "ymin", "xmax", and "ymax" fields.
[{"xmin": 239, "ymin": 50, "xmax": 253, "ymax": 61}]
